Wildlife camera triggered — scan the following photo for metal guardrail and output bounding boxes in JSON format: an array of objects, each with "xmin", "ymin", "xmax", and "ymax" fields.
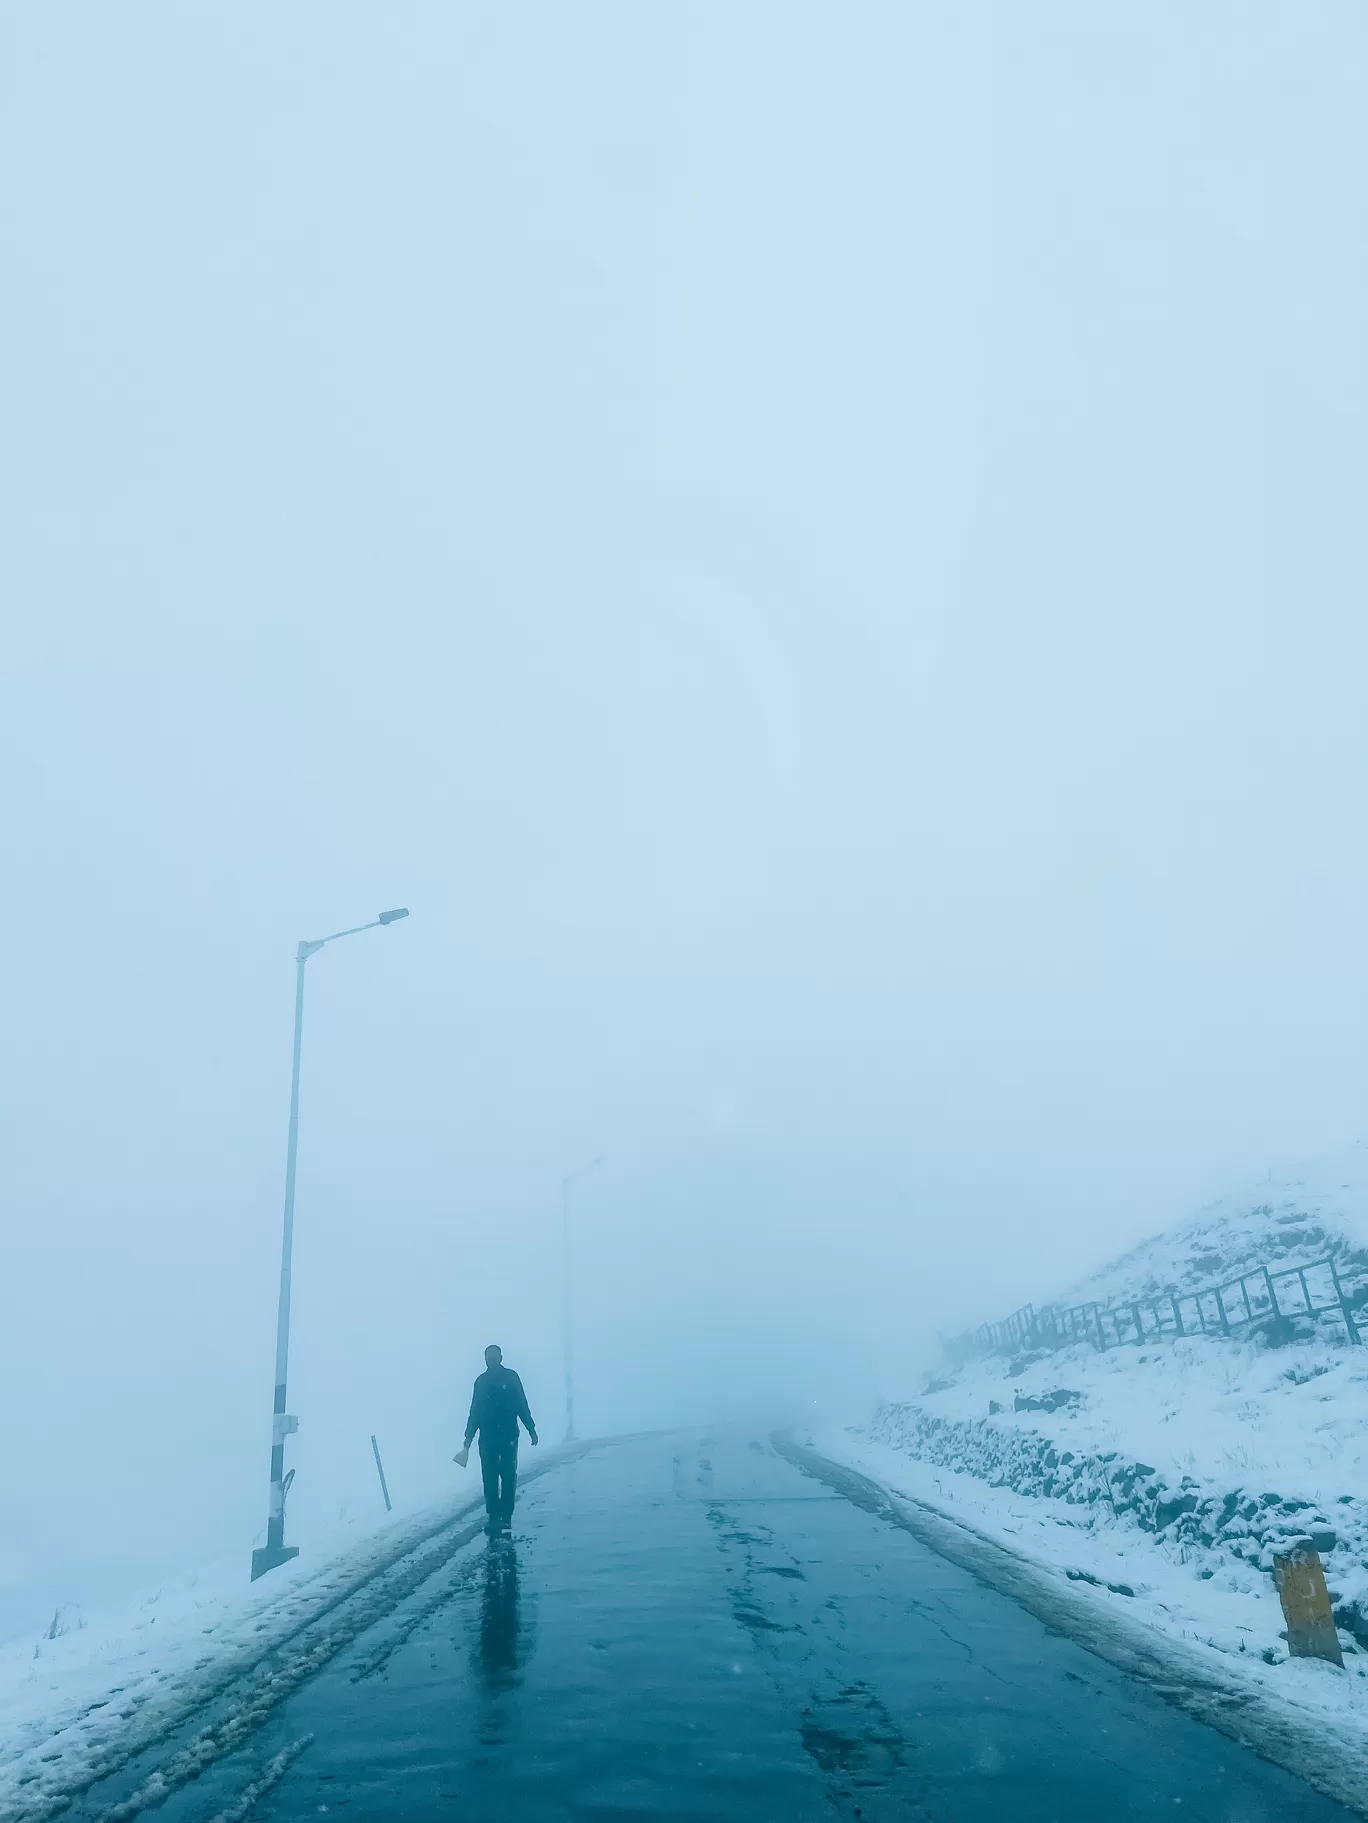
[{"xmin": 969, "ymin": 1256, "xmax": 1363, "ymax": 1359}]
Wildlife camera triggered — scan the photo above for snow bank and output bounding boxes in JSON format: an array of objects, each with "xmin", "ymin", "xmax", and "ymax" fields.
[
  {"xmin": 795, "ymin": 1429, "xmax": 1368, "ymax": 1816},
  {"xmin": 0, "ymin": 1482, "xmax": 485, "ymax": 1823},
  {"xmin": 828, "ymin": 1146, "xmax": 1368, "ymax": 1746}
]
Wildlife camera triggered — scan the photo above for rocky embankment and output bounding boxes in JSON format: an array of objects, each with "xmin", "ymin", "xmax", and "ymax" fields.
[{"xmin": 870, "ymin": 1395, "xmax": 1368, "ymax": 1653}]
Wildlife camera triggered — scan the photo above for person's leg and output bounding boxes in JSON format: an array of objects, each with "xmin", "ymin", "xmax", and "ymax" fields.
[
  {"xmin": 499, "ymin": 1435, "xmax": 519, "ymax": 1521},
  {"xmin": 478, "ymin": 1438, "xmax": 500, "ymax": 1519}
]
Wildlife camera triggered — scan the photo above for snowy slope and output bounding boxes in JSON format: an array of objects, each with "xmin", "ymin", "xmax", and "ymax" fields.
[
  {"xmin": 822, "ymin": 1144, "xmax": 1368, "ymax": 1753},
  {"xmin": 1060, "ymin": 1141, "xmax": 1368, "ymax": 1311}
]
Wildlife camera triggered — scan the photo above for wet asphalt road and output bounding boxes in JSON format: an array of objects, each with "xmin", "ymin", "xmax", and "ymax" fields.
[{"xmin": 106, "ymin": 1430, "xmax": 1354, "ymax": 1822}]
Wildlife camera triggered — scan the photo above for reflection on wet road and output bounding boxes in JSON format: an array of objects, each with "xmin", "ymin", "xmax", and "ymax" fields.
[
  {"xmin": 94, "ymin": 1431, "xmax": 1357, "ymax": 1821},
  {"xmin": 473, "ymin": 1536, "xmax": 524, "ymax": 1695}
]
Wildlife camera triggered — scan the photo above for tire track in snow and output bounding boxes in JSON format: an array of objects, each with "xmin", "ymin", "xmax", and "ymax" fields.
[{"xmin": 3, "ymin": 1444, "xmax": 606, "ymax": 1823}]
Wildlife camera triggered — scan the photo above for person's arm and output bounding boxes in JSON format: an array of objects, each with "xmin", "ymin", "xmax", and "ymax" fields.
[
  {"xmin": 464, "ymin": 1377, "xmax": 484, "ymax": 1448},
  {"xmin": 514, "ymin": 1374, "xmax": 537, "ymax": 1445}
]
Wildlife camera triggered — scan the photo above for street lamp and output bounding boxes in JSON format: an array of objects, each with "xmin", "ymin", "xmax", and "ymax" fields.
[
  {"xmin": 250, "ymin": 908, "xmax": 410, "ymax": 1582},
  {"xmin": 561, "ymin": 1154, "xmax": 603, "ymax": 1445}
]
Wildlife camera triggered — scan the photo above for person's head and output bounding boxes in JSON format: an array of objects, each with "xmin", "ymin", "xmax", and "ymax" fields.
[{"xmin": 484, "ymin": 1344, "xmax": 502, "ymax": 1368}]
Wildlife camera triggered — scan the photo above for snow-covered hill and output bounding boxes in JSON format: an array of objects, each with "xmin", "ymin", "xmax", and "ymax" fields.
[
  {"xmin": 1059, "ymin": 1144, "xmax": 1368, "ymax": 1314},
  {"xmin": 818, "ymin": 1144, "xmax": 1368, "ymax": 1750}
]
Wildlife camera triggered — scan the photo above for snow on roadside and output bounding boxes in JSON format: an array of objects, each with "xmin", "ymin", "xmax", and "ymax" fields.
[
  {"xmin": 0, "ymin": 1485, "xmax": 481, "ymax": 1822},
  {"xmin": 824, "ymin": 1147, "xmax": 1368, "ymax": 1746},
  {"xmin": 809, "ymin": 1421, "xmax": 1368, "ymax": 1779}
]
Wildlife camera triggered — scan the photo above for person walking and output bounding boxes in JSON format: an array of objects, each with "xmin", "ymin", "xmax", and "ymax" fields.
[{"xmin": 463, "ymin": 1344, "xmax": 537, "ymax": 1532}]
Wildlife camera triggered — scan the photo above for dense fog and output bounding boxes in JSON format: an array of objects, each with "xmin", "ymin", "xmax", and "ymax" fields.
[{"xmin": 2, "ymin": 3, "xmax": 1365, "ymax": 1641}]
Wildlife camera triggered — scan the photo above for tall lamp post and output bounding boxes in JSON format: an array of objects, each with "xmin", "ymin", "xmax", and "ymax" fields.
[
  {"xmin": 561, "ymin": 1155, "xmax": 603, "ymax": 1444},
  {"xmin": 250, "ymin": 907, "xmax": 410, "ymax": 1582}
]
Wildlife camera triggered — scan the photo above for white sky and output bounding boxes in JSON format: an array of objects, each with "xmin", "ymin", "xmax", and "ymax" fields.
[{"xmin": 1, "ymin": 2, "xmax": 1365, "ymax": 1635}]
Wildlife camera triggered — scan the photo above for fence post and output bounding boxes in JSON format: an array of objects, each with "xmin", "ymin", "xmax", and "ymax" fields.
[
  {"xmin": 1171, "ymin": 1295, "xmax": 1184, "ymax": 1336},
  {"xmin": 1328, "ymin": 1258, "xmax": 1362, "ymax": 1345},
  {"xmin": 1263, "ymin": 1268, "xmax": 1280, "ymax": 1319},
  {"xmin": 1131, "ymin": 1302, "xmax": 1144, "ymax": 1344},
  {"xmin": 1215, "ymin": 1286, "xmax": 1231, "ymax": 1335},
  {"xmin": 371, "ymin": 1434, "xmax": 393, "ymax": 1513}
]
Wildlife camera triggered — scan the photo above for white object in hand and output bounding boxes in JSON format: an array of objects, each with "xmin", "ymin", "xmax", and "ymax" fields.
[{"xmin": 453, "ymin": 1446, "xmax": 470, "ymax": 1468}]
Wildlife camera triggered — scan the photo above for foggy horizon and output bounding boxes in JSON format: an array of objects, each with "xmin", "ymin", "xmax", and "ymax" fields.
[{"xmin": 3, "ymin": 2, "xmax": 1365, "ymax": 1646}]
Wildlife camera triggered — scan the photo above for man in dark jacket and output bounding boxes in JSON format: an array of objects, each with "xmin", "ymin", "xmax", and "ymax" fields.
[{"xmin": 464, "ymin": 1344, "xmax": 537, "ymax": 1531}]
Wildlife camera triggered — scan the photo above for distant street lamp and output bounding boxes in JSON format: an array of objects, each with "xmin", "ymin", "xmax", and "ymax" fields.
[
  {"xmin": 562, "ymin": 1155, "xmax": 604, "ymax": 1444},
  {"xmin": 250, "ymin": 908, "xmax": 410, "ymax": 1582}
]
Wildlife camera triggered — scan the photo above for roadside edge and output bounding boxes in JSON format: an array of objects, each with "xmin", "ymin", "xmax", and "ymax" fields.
[
  {"xmin": 773, "ymin": 1430, "xmax": 1368, "ymax": 1822},
  {"xmin": 1, "ymin": 1440, "xmax": 607, "ymax": 1823}
]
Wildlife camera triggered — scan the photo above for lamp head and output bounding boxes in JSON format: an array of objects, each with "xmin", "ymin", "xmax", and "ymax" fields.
[{"xmin": 377, "ymin": 908, "xmax": 409, "ymax": 925}]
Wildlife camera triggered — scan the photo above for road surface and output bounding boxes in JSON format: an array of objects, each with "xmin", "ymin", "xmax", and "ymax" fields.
[{"xmin": 73, "ymin": 1429, "xmax": 1356, "ymax": 1821}]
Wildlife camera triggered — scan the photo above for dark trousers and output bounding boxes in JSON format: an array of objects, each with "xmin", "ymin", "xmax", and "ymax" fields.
[{"xmin": 478, "ymin": 1433, "xmax": 519, "ymax": 1521}]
